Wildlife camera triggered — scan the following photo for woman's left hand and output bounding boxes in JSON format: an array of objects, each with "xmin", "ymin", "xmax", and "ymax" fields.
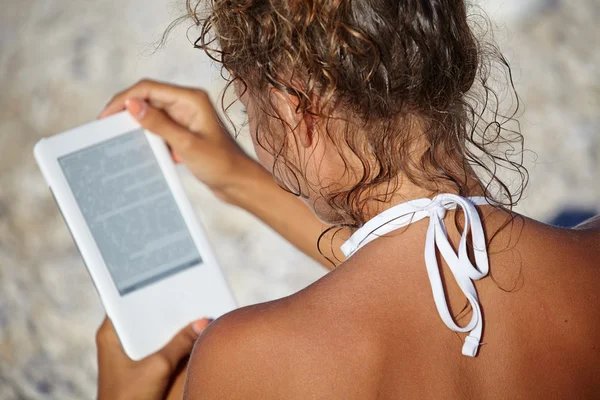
[{"xmin": 96, "ymin": 317, "xmax": 211, "ymax": 400}]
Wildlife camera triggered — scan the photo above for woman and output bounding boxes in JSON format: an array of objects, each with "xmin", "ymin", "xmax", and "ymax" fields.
[{"xmin": 96, "ymin": 0, "xmax": 600, "ymax": 398}]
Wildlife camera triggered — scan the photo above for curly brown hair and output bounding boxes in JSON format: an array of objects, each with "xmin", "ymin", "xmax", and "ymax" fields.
[{"xmin": 166, "ymin": 0, "xmax": 527, "ymax": 245}]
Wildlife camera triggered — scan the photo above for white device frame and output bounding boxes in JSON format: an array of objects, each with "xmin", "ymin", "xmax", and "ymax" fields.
[{"xmin": 34, "ymin": 111, "xmax": 237, "ymax": 360}]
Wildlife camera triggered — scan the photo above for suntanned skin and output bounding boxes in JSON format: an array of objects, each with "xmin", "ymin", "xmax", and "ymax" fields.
[
  {"xmin": 97, "ymin": 80, "xmax": 599, "ymax": 399},
  {"xmin": 183, "ymin": 169, "xmax": 600, "ymax": 399}
]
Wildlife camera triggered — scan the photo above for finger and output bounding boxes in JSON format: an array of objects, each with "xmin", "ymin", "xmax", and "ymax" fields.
[
  {"xmin": 166, "ymin": 143, "xmax": 182, "ymax": 164},
  {"xmin": 96, "ymin": 317, "xmax": 120, "ymax": 346},
  {"xmin": 98, "ymin": 79, "xmax": 186, "ymax": 120},
  {"xmin": 96, "ymin": 317, "xmax": 131, "ymax": 365},
  {"xmin": 154, "ymin": 319, "xmax": 212, "ymax": 371},
  {"xmin": 125, "ymin": 98, "xmax": 203, "ymax": 161},
  {"xmin": 99, "ymin": 81, "xmax": 223, "ymax": 138}
]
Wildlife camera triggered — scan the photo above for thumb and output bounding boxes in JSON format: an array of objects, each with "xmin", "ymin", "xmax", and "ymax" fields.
[
  {"xmin": 125, "ymin": 97, "xmax": 201, "ymax": 161},
  {"xmin": 154, "ymin": 318, "xmax": 213, "ymax": 370}
]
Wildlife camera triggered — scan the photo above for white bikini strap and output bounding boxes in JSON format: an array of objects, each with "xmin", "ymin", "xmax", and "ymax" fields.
[{"xmin": 340, "ymin": 194, "xmax": 491, "ymax": 357}]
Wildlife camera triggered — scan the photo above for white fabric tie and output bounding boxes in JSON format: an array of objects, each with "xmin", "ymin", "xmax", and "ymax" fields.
[{"xmin": 340, "ymin": 194, "xmax": 491, "ymax": 357}]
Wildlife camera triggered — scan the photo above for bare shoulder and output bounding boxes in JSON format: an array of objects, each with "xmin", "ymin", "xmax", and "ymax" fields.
[
  {"xmin": 183, "ymin": 266, "xmax": 386, "ymax": 400},
  {"xmin": 183, "ymin": 301, "xmax": 294, "ymax": 400}
]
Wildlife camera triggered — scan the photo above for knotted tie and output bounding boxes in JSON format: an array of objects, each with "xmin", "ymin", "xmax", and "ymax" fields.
[{"xmin": 340, "ymin": 194, "xmax": 491, "ymax": 357}]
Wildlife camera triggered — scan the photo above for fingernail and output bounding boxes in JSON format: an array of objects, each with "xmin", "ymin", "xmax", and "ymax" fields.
[
  {"xmin": 125, "ymin": 97, "xmax": 147, "ymax": 120},
  {"xmin": 192, "ymin": 319, "xmax": 212, "ymax": 335}
]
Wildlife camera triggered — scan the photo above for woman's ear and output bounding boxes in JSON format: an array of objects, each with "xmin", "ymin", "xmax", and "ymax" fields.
[
  {"xmin": 270, "ymin": 89, "xmax": 314, "ymax": 148},
  {"xmin": 300, "ymin": 112, "xmax": 316, "ymax": 149}
]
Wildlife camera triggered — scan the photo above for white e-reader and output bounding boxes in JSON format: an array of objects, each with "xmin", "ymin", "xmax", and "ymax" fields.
[{"xmin": 34, "ymin": 111, "xmax": 237, "ymax": 360}]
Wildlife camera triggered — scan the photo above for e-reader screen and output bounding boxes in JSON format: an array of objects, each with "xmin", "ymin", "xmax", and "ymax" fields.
[{"xmin": 58, "ymin": 129, "xmax": 202, "ymax": 295}]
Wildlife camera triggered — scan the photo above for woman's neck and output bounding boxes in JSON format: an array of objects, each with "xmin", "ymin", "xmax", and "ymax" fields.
[{"xmin": 360, "ymin": 171, "xmax": 486, "ymax": 222}]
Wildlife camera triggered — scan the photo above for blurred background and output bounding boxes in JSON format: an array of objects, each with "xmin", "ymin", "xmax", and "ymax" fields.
[{"xmin": 0, "ymin": 0, "xmax": 598, "ymax": 398}]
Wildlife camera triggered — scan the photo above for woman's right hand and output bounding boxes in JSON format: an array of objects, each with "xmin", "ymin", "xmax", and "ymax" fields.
[{"xmin": 98, "ymin": 79, "xmax": 261, "ymax": 203}]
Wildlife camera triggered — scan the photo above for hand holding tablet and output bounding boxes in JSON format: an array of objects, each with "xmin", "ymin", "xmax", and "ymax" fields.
[
  {"xmin": 98, "ymin": 80, "xmax": 260, "ymax": 204},
  {"xmin": 35, "ymin": 101, "xmax": 237, "ymax": 360}
]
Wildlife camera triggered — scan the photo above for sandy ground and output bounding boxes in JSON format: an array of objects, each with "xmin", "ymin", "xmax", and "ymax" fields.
[{"xmin": 0, "ymin": 0, "xmax": 598, "ymax": 398}]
